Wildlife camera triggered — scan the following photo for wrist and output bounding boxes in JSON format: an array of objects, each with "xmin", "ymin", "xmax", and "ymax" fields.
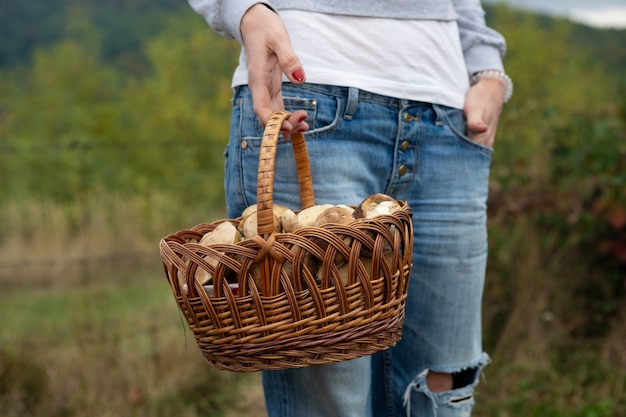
[{"xmin": 470, "ymin": 70, "xmax": 514, "ymax": 103}]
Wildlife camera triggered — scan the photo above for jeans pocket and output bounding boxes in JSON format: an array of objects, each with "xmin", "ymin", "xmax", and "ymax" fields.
[
  {"xmin": 280, "ymin": 84, "xmax": 342, "ymax": 139},
  {"xmin": 236, "ymin": 84, "xmax": 342, "ymax": 140},
  {"xmin": 433, "ymin": 104, "xmax": 493, "ymax": 155}
]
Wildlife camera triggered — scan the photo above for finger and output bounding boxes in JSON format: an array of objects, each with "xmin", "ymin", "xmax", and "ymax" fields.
[
  {"xmin": 465, "ymin": 106, "xmax": 494, "ymax": 146},
  {"xmin": 273, "ymin": 44, "xmax": 306, "ymax": 85},
  {"xmin": 467, "ymin": 122, "xmax": 491, "ymax": 146},
  {"xmin": 280, "ymin": 110, "xmax": 309, "ymax": 140},
  {"xmin": 465, "ymin": 102, "xmax": 487, "ymax": 129},
  {"xmin": 467, "ymin": 121, "xmax": 495, "ymax": 147},
  {"xmin": 288, "ymin": 110, "xmax": 308, "ymax": 130}
]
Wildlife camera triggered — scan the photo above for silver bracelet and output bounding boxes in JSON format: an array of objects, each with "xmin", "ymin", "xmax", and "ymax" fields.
[{"xmin": 470, "ymin": 70, "xmax": 514, "ymax": 103}]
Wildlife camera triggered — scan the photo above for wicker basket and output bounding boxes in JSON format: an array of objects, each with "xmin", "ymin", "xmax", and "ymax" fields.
[{"xmin": 159, "ymin": 111, "xmax": 413, "ymax": 372}]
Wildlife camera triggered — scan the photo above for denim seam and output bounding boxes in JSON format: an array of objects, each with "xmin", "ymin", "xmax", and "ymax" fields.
[
  {"xmin": 233, "ymin": 93, "xmax": 251, "ymax": 209},
  {"xmin": 383, "ymin": 349, "xmax": 395, "ymax": 417}
]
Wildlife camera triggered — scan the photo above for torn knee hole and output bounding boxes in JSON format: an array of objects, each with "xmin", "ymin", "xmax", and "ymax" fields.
[
  {"xmin": 426, "ymin": 368, "xmax": 478, "ymax": 393},
  {"xmin": 453, "ymin": 367, "xmax": 478, "ymax": 389},
  {"xmin": 425, "ymin": 371, "xmax": 452, "ymax": 393}
]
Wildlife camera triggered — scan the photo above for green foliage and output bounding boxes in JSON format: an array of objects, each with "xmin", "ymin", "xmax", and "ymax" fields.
[
  {"xmin": 1, "ymin": 38, "xmax": 124, "ymax": 201},
  {"xmin": 0, "ymin": 10, "xmax": 238, "ymax": 207},
  {"xmin": 487, "ymin": 5, "xmax": 620, "ymax": 184},
  {"xmin": 476, "ymin": 7, "xmax": 626, "ymax": 417},
  {"xmin": 483, "ymin": 8, "xmax": 625, "ymax": 340}
]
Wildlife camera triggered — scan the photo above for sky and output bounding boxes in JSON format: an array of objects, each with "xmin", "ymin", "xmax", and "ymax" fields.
[{"xmin": 483, "ymin": 0, "xmax": 626, "ymax": 28}]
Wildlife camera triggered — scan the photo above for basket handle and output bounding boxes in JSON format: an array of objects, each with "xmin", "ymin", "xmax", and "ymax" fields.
[{"xmin": 256, "ymin": 110, "xmax": 315, "ymax": 236}]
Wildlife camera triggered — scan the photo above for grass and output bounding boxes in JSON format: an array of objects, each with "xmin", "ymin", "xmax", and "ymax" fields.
[
  {"xmin": 1, "ymin": 262, "xmax": 259, "ymax": 417},
  {"xmin": 1, "ymin": 193, "xmax": 624, "ymax": 416},
  {"xmin": 0, "ymin": 193, "xmax": 257, "ymax": 417}
]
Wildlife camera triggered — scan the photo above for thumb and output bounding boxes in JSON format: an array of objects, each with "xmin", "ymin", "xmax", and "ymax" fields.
[
  {"xmin": 465, "ymin": 108, "xmax": 488, "ymax": 136},
  {"xmin": 274, "ymin": 45, "xmax": 306, "ymax": 84}
]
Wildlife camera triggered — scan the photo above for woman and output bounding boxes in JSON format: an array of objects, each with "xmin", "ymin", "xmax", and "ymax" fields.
[{"xmin": 186, "ymin": 1, "xmax": 512, "ymax": 416}]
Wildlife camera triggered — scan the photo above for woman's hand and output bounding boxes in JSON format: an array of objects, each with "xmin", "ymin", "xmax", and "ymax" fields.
[
  {"xmin": 464, "ymin": 78, "xmax": 506, "ymax": 148},
  {"xmin": 240, "ymin": 4, "xmax": 308, "ymax": 134}
]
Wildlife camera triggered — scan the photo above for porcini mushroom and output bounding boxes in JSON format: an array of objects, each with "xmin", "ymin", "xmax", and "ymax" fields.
[
  {"xmin": 199, "ymin": 221, "xmax": 241, "ymax": 247},
  {"xmin": 280, "ymin": 209, "xmax": 299, "ymax": 233},
  {"xmin": 241, "ymin": 203, "xmax": 290, "ymax": 219},
  {"xmin": 239, "ymin": 204, "xmax": 289, "ymax": 239},
  {"xmin": 195, "ymin": 221, "xmax": 241, "ymax": 285},
  {"xmin": 297, "ymin": 204, "xmax": 335, "ymax": 228},
  {"xmin": 279, "ymin": 204, "xmax": 335, "ymax": 233},
  {"xmin": 238, "ymin": 211, "xmax": 281, "ymax": 240},
  {"xmin": 355, "ymin": 193, "xmax": 401, "ymax": 218},
  {"xmin": 314, "ymin": 205, "xmax": 355, "ymax": 227},
  {"xmin": 354, "ymin": 194, "xmax": 401, "ymax": 260}
]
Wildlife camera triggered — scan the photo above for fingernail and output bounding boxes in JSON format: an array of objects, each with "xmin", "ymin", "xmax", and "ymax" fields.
[
  {"xmin": 291, "ymin": 68, "xmax": 305, "ymax": 82},
  {"xmin": 298, "ymin": 115, "xmax": 307, "ymax": 122}
]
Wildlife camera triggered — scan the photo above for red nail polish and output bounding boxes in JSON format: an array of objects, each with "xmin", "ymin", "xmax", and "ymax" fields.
[{"xmin": 292, "ymin": 69, "xmax": 305, "ymax": 82}]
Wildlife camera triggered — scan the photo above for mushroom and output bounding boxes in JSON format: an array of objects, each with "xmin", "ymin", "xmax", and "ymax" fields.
[
  {"xmin": 354, "ymin": 193, "xmax": 401, "ymax": 218},
  {"xmin": 238, "ymin": 211, "xmax": 281, "ymax": 240},
  {"xmin": 272, "ymin": 203, "xmax": 291, "ymax": 218},
  {"xmin": 280, "ymin": 209, "xmax": 299, "ymax": 233},
  {"xmin": 301, "ymin": 204, "xmax": 336, "ymax": 227},
  {"xmin": 354, "ymin": 194, "xmax": 401, "ymax": 261},
  {"xmin": 198, "ymin": 221, "xmax": 241, "ymax": 247},
  {"xmin": 195, "ymin": 221, "xmax": 241, "ymax": 285},
  {"xmin": 241, "ymin": 203, "xmax": 290, "ymax": 219},
  {"xmin": 298, "ymin": 204, "xmax": 335, "ymax": 227},
  {"xmin": 282, "ymin": 204, "xmax": 356, "ymax": 283},
  {"xmin": 313, "ymin": 205, "xmax": 356, "ymax": 273},
  {"xmin": 314, "ymin": 205, "xmax": 355, "ymax": 227},
  {"xmin": 241, "ymin": 204, "xmax": 258, "ymax": 219},
  {"xmin": 239, "ymin": 203, "xmax": 290, "ymax": 239}
]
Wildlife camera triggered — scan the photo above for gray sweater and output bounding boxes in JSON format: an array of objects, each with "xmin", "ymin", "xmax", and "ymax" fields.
[{"xmin": 187, "ymin": 0, "xmax": 506, "ymax": 75}]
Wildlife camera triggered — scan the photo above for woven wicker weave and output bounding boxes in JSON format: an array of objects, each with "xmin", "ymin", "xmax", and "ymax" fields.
[{"xmin": 160, "ymin": 111, "xmax": 413, "ymax": 371}]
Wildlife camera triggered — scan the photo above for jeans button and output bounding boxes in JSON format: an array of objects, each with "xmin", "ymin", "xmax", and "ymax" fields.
[{"xmin": 398, "ymin": 165, "xmax": 408, "ymax": 176}]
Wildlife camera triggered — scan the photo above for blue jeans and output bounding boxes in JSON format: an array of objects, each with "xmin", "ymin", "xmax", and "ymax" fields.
[{"xmin": 224, "ymin": 83, "xmax": 491, "ymax": 417}]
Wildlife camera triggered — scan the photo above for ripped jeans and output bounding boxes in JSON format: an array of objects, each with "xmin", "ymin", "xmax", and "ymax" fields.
[{"xmin": 224, "ymin": 83, "xmax": 492, "ymax": 417}]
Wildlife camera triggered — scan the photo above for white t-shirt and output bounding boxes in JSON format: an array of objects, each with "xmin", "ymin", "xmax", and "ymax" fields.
[{"xmin": 232, "ymin": 10, "xmax": 469, "ymax": 109}]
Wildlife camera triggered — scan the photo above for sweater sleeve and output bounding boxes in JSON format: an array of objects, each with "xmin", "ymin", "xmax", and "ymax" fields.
[
  {"xmin": 186, "ymin": 0, "xmax": 273, "ymax": 43},
  {"xmin": 452, "ymin": 0, "xmax": 506, "ymax": 75}
]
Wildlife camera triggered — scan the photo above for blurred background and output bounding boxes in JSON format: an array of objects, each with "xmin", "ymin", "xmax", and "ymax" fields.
[{"xmin": 1, "ymin": 1, "xmax": 624, "ymax": 416}]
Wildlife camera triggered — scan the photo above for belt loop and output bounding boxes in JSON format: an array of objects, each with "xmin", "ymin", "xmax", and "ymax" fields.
[
  {"xmin": 343, "ymin": 87, "xmax": 359, "ymax": 120},
  {"xmin": 432, "ymin": 103, "xmax": 444, "ymax": 126}
]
